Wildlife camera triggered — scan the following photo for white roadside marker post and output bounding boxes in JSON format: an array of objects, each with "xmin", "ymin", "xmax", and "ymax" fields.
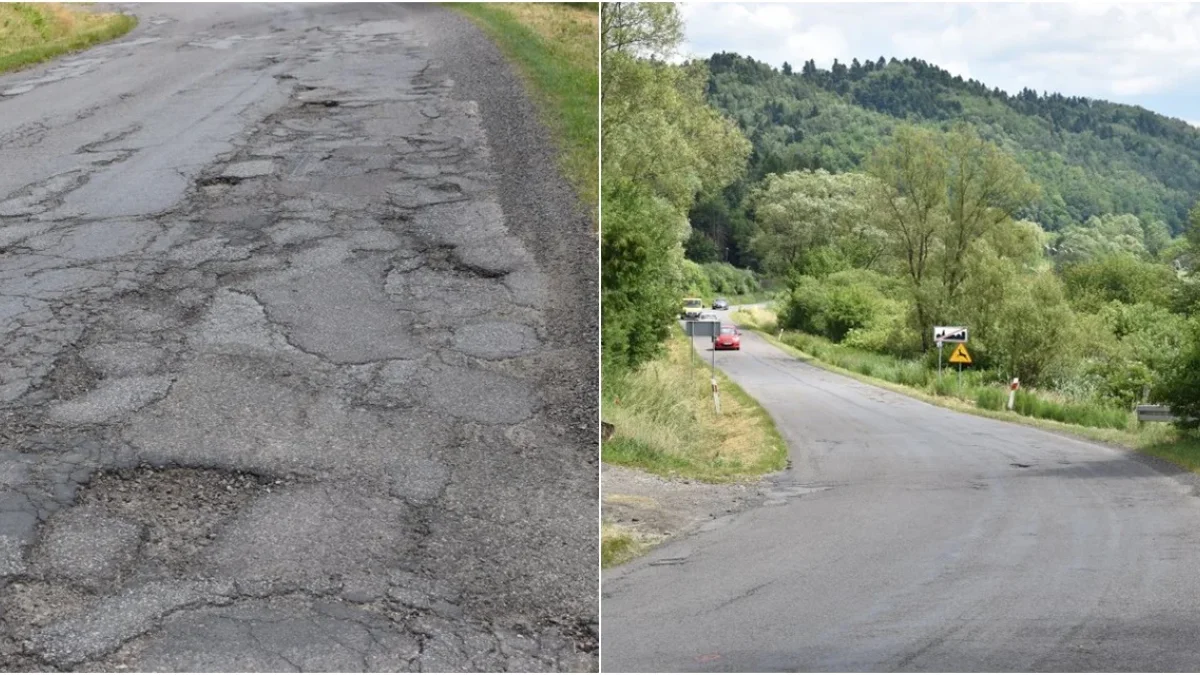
[
  {"xmin": 711, "ymin": 330, "xmax": 720, "ymax": 414},
  {"xmin": 1008, "ymin": 377, "xmax": 1020, "ymax": 411}
]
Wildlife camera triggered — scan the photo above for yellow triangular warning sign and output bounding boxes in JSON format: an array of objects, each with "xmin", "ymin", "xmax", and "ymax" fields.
[{"xmin": 948, "ymin": 343, "xmax": 972, "ymax": 365}]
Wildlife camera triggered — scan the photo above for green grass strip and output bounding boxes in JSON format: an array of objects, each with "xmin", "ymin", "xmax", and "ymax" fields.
[
  {"xmin": 0, "ymin": 13, "xmax": 136, "ymax": 75},
  {"xmin": 451, "ymin": 3, "xmax": 598, "ymax": 215}
]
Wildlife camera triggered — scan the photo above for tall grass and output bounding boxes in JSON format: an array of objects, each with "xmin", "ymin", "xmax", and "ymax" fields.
[{"xmin": 601, "ymin": 332, "xmax": 787, "ymax": 482}]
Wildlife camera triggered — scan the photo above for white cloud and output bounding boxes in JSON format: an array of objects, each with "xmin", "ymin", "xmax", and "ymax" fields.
[{"xmin": 680, "ymin": 2, "xmax": 1200, "ymax": 119}]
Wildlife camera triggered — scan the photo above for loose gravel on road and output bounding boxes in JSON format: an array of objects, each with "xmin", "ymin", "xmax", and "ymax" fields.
[{"xmin": 0, "ymin": 4, "xmax": 597, "ymax": 671}]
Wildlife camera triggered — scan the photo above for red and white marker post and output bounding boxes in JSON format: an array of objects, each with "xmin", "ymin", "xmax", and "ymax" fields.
[{"xmin": 1007, "ymin": 377, "xmax": 1020, "ymax": 411}]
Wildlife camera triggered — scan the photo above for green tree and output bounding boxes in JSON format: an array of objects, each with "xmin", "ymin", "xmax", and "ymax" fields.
[
  {"xmin": 600, "ymin": 2, "xmax": 683, "ymax": 59},
  {"xmin": 600, "ymin": 2, "xmax": 751, "ymax": 370},
  {"xmin": 1188, "ymin": 200, "xmax": 1200, "ymax": 254},
  {"xmin": 867, "ymin": 124, "xmax": 1038, "ymax": 349},
  {"xmin": 986, "ymin": 270, "xmax": 1076, "ymax": 384},
  {"xmin": 1053, "ymin": 213, "xmax": 1151, "ymax": 265},
  {"xmin": 1062, "ymin": 254, "xmax": 1179, "ymax": 311},
  {"xmin": 747, "ymin": 169, "xmax": 884, "ymax": 278},
  {"xmin": 940, "ymin": 125, "xmax": 1041, "ymax": 308},
  {"xmin": 601, "ymin": 179, "xmax": 687, "ymax": 371},
  {"xmin": 866, "ymin": 126, "xmax": 947, "ymax": 346},
  {"xmin": 1156, "ymin": 318, "xmax": 1200, "ymax": 430}
]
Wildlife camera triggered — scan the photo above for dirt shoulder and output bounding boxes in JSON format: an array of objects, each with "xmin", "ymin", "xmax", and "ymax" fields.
[{"xmin": 601, "ymin": 463, "xmax": 771, "ymax": 565}]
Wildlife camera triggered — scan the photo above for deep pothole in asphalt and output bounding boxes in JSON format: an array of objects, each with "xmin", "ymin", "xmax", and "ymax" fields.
[{"xmin": 70, "ymin": 466, "xmax": 287, "ymax": 572}]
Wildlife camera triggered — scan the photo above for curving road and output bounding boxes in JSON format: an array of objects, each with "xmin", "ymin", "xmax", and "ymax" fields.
[
  {"xmin": 603, "ymin": 326, "xmax": 1200, "ymax": 672},
  {"xmin": 0, "ymin": 4, "xmax": 596, "ymax": 671}
]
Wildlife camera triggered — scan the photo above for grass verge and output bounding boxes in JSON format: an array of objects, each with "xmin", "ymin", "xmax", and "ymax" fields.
[
  {"xmin": 452, "ymin": 3, "xmax": 598, "ymax": 214},
  {"xmin": 601, "ymin": 521, "xmax": 654, "ymax": 568},
  {"xmin": 0, "ymin": 3, "xmax": 136, "ymax": 75},
  {"xmin": 601, "ymin": 330, "xmax": 788, "ymax": 482},
  {"xmin": 733, "ymin": 307, "xmax": 1200, "ymax": 470}
]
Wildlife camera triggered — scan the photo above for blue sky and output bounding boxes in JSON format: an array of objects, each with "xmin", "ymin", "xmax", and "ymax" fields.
[{"xmin": 679, "ymin": 2, "xmax": 1200, "ymax": 126}]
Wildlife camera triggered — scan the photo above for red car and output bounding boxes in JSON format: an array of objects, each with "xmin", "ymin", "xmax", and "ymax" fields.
[{"xmin": 714, "ymin": 324, "xmax": 741, "ymax": 350}]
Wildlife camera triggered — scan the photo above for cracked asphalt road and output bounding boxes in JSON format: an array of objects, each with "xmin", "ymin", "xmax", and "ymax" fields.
[
  {"xmin": 604, "ymin": 331, "xmax": 1200, "ymax": 672},
  {"xmin": 0, "ymin": 4, "xmax": 597, "ymax": 671}
]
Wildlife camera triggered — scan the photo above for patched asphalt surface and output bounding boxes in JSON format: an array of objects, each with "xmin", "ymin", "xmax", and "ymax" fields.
[
  {"xmin": 0, "ymin": 4, "xmax": 597, "ymax": 671},
  {"xmin": 603, "ymin": 330, "xmax": 1200, "ymax": 672}
]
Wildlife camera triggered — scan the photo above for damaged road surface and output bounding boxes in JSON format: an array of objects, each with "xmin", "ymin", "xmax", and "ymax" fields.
[{"xmin": 0, "ymin": 4, "xmax": 597, "ymax": 671}]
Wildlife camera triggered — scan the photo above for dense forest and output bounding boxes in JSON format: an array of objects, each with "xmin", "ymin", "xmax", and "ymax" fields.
[{"xmin": 688, "ymin": 53, "xmax": 1200, "ymax": 268}]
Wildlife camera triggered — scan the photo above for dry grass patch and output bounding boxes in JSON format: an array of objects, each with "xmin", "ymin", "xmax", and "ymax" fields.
[
  {"xmin": 495, "ymin": 3, "xmax": 597, "ymax": 64},
  {"xmin": 730, "ymin": 305, "xmax": 779, "ymax": 333},
  {"xmin": 601, "ymin": 333, "xmax": 787, "ymax": 482}
]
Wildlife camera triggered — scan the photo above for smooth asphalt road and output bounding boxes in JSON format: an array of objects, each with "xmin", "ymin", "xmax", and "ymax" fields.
[
  {"xmin": 0, "ymin": 4, "xmax": 596, "ymax": 671},
  {"xmin": 603, "ymin": 326, "xmax": 1200, "ymax": 672}
]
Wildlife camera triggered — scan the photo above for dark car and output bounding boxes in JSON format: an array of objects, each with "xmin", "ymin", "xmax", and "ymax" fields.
[
  {"xmin": 714, "ymin": 324, "xmax": 741, "ymax": 350},
  {"xmin": 712, "ymin": 298, "xmax": 729, "ymax": 310}
]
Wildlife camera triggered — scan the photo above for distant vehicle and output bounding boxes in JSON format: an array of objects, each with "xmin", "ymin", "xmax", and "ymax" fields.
[
  {"xmin": 699, "ymin": 311, "xmax": 720, "ymax": 322},
  {"xmin": 681, "ymin": 297, "xmax": 704, "ymax": 319},
  {"xmin": 712, "ymin": 298, "xmax": 729, "ymax": 310},
  {"xmin": 714, "ymin": 324, "xmax": 741, "ymax": 350}
]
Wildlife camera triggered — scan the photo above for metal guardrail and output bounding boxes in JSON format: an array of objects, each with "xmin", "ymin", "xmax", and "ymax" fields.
[{"xmin": 1136, "ymin": 405, "xmax": 1177, "ymax": 423}]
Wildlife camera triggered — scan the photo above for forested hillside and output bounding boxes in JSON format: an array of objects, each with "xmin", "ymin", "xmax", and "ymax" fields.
[{"xmin": 689, "ymin": 52, "xmax": 1200, "ymax": 268}]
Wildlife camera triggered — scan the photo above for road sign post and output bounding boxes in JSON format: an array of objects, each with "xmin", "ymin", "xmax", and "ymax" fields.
[
  {"xmin": 710, "ymin": 328, "xmax": 718, "ymax": 414},
  {"xmin": 934, "ymin": 327, "xmax": 967, "ymax": 382},
  {"xmin": 948, "ymin": 343, "xmax": 972, "ymax": 393},
  {"xmin": 685, "ymin": 320, "xmax": 721, "ymax": 386},
  {"xmin": 934, "ymin": 326, "xmax": 968, "ymax": 343},
  {"xmin": 937, "ymin": 340, "xmax": 943, "ymax": 379}
]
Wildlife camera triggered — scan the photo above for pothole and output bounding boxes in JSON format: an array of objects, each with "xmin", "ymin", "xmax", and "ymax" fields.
[
  {"xmin": 43, "ymin": 352, "xmax": 103, "ymax": 402},
  {"xmin": 0, "ymin": 580, "xmax": 90, "ymax": 637},
  {"xmin": 74, "ymin": 467, "xmax": 284, "ymax": 572},
  {"xmin": 423, "ymin": 244, "xmax": 506, "ymax": 280},
  {"xmin": 197, "ymin": 175, "xmax": 243, "ymax": 187},
  {"xmin": 1011, "ymin": 463, "xmax": 1031, "ymax": 469}
]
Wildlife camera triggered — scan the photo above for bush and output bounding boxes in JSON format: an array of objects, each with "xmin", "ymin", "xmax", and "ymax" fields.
[
  {"xmin": 601, "ymin": 180, "xmax": 683, "ymax": 371},
  {"xmin": 895, "ymin": 363, "xmax": 930, "ymax": 388},
  {"xmin": 1156, "ymin": 319, "xmax": 1200, "ymax": 431},
  {"xmin": 701, "ymin": 262, "xmax": 760, "ymax": 296},
  {"xmin": 976, "ymin": 387, "xmax": 1006, "ymax": 410},
  {"xmin": 1062, "ymin": 253, "xmax": 1179, "ymax": 311},
  {"xmin": 778, "ymin": 270, "xmax": 899, "ymax": 343},
  {"xmin": 680, "ymin": 259, "xmax": 713, "ymax": 298},
  {"xmin": 1013, "ymin": 389, "xmax": 1130, "ymax": 430}
]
